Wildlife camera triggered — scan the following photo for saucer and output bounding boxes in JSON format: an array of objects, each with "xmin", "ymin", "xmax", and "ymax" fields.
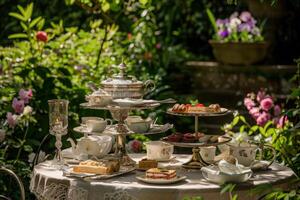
[
  {"xmin": 73, "ymin": 125, "xmax": 114, "ymax": 135},
  {"xmin": 144, "ymin": 156, "xmax": 176, "ymax": 162},
  {"xmin": 136, "ymin": 175, "xmax": 186, "ymax": 184}
]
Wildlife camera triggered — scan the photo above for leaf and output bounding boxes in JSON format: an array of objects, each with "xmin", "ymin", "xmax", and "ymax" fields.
[
  {"xmin": 29, "ymin": 16, "xmax": 42, "ymax": 28},
  {"xmin": 206, "ymin": 8, "xmax": 218, "ymax": 35},
  {"xmin": 232, "ymin": 194, "xmax": 238, "ymax": 200},
  {"xmin": 25, "ymin": 3, "xmax": 33, "ymax": 20},
  {"xmin": 221, "ymin": 183, "xmax": 235, "ymax": 194},
  {"xmin": 37, "ymin": 18, "xmax": 45, "ymax": 30},
  {"xmin": 58, "ymin": 67, "xmax": 71, "ymax": 76},
  {"xmin": 65, "ymin": 0, "xmax": 76, "ymax": 5},
  {"xmin": 101, "ymin": 1, "xmax": 110, "ymax": 12},
  {"xmin": 8, "ymin": 33, "xmax": 28, "ymax": 39},
  {"xmin": 9, "ymin": 12, "xmax": 26, "ymax": 21},
  {"xmin": 20, "ymin": 21, "xmax": 28, "ymax": 31},
  {"xmin": 139, "ymin": 0, "xmax": 148, "ymax": 5},
  {"xmin": 17, "ymin": 5, "xmax": 26, "ymax": 16},
  {"xmin": 23, "ymin": 145, "xmax": 33, "ymax": 152},
  {"xmin": 232, "ymin": 116, "xmax": 240, "ymax": 126}
]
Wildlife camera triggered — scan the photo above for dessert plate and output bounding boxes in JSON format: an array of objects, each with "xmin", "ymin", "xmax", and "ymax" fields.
[
  {"xmin": 167, "ymin": 108, "xmax": 229, "ymax": 116},
  {"xmin": 63, "ymin": 166, "xmax": 136, "ymax": 180},
  {"xmin": 73, "ymin": 125, "xmax": 115, "ymax": 135},
  {"xmin": 136, "ymin": 175, "xmax": 186, "ymax": 184}
]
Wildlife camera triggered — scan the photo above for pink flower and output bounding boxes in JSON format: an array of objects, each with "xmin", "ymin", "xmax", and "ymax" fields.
[
  {"xmin": 19, "ymin": 89, "xmax": 32, "ymax": 104},
  {"xmin": 6, "ymin": 112, "xmax": 17, "ymax": 128},
  {"xmin": 155, "ymin": 43, "xmax": 161, "ymax": 49},
  {"xmin": 256, "ymin": 90, "xmax": 266, "ymax": 102},
  {"xmin": 249, "ymin": 107, "xmax": 260, "ymax": 119},
  {"xmin": 239, "ymin": 11, "xmax": 252, "ymax": 22},
  {"xmin": 12, "ymin": 98, "xmax": 24, "ymax": 114},
  {"xmin": 260, "ymin": 97, "xmax": 273, "ymax": 111},
  {"xmin": 277, "ymin": 115, "xmax": 288, "ymax": 128},
  {"xmin": 36, "ymin": 31, "xmax": 48, "ymax": 42},
  {"xmin": 128, "ymin": 140, "xmax": 142, "ymax": 153},
  {"xmin": 244, "ymin": 98, "xmax": 255, "ymax": 110},
  {"xmin": 274, "ymin": 105, "xmax": 281, "ymax": 116},
  {"xmin": 127, "ymin": 33, "xmax": 132, "ymax": 40},
  {"xmin": 256, "ymin": 112, "xmax": 271, "ymax": 126}
]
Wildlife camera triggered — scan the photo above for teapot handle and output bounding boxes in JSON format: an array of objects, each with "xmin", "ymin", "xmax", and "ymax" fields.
[{"xmin": 143, "ymin": 80, "xmax": 156, "ymax": 96}]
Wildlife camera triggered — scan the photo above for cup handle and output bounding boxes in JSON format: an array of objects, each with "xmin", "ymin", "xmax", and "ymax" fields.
[
  {"xmin": 261, "ymin": 144, "xmax": 276, "ymax": 168},
  {"xmin": 105, "ymin": 119, "xmax": 113, "ymax": 125}
]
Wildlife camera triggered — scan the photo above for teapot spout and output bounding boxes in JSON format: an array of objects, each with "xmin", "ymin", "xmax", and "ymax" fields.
[{"xmin": 67, "ymin": 138, "xmax": 76, "ymax": 152}]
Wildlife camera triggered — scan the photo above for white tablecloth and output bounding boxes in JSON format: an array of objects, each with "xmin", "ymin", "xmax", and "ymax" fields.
[{"xmin": 30, "ymin": 154, "xmax": 295, "ymax": 200}]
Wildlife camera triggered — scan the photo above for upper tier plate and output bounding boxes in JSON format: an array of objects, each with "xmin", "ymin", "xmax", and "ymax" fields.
[
  {"xmin": 80, "ymin": 102, "xmax": 160, "ymax": 110},
  {"xmin": 166, "ymin": 108, "xmax": 230, "ymax": 117}
]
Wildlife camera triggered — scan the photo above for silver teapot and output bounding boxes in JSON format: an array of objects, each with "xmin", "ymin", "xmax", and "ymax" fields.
[{"xmin": 101, "ymin": 63, "xmax": 155, "ymax": 99}]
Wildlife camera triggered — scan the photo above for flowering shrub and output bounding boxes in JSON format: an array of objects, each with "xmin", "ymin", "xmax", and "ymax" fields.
[
  {"xmin": 244, "ymin": 89, "xmax": 288, "ymax": 128},
  {"xmin": 207, "ymin": 10, "xmax": 264, "ymax": 42}
]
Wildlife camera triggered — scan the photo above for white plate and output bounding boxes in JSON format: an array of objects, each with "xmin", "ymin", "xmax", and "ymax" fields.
[
  {"xmin": 63, "ymin": 165, "xmax": 135, "ymax": 180},
  {"xmin": 136, "ymin": 175, "xmax": 186, "ymax": 184},
  {"xmin": 113, "ymin": 99, "xmax": 157, "ymax": 107}
]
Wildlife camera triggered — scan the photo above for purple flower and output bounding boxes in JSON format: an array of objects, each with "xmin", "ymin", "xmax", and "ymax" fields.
[
  {"xmin": 216, "ymin": 19, "xmax": 229, "ymax": 27},
  {"xmin": 218, "ymin": 30, "xmax": 229, "ymax": 38},
  {"xmin": 239, "ymin": 11, "xmax": 252, "ymax": 22},
  {"xmin": 274, "ymin": 105, "xmax": 281, "ymax": 116},
  {"xmin": 12, "ymin": 98, "xmax": 24, "ymax": 114},
  {"xmin": 238, "ymin": 23, "xmax": 252, "ymax": 32},
  {"xmin": 260, "ymin": 97, "xmax": 274, "ymax": 111},
  {"xmin": 249, "ymin": 107, "xmax": 260, "ymax": 119},
  {"xmin": 256, "ymin": 112, "xmax": 271, "ymax": 126},
  {"xmin": 19, "ymin": 89, "xmax": 32, "ymax": 104},
  {"xmin": 277, "ymin": 115, "xmax": 288, "ymax": 128},
  {"xmin": 244, "ymin": 98, "xmax": 256, "ymax": 110},
  {"xmin": 6, "ymin": 112, "xmax": 17, "ymax": 128}
]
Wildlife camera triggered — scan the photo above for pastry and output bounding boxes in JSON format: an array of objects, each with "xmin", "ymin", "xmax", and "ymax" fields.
[
  {"xmin": 138, "ymin": 159, "xmax": 158, "ymax": 170},
  {"xmin": 171, "ymin": 103, "xmax": 221, "ymax": 113},
  {"xmin": 146, "ymin": 168, "xmax": 176, "ymax": 179},
  {"xmin": 73, "ymin": 160, "xmax": 119, "ymax": 175},
  {"xmin": 171, "ymin": 104, "xmax": 187, "ymax": 112},
  {"xmin": 166, "ymin": 133, "xmax": 182, "ymax": 142},
  {"xmin": 182, "ymin": 133, "xmax": 198, "ymax": 143}
]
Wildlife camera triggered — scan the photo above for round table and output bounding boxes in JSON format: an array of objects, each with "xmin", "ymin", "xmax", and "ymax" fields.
[{"xmin": 30, "ymin": 154, "xmax": 295, "ymax": 200}]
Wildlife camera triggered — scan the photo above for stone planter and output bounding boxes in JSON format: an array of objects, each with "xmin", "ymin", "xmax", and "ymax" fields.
[{"xmin": 209, "ymin": 41, "xmax": 269, "ymax": 65}]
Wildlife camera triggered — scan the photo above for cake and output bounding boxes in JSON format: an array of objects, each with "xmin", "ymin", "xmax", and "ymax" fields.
[
  {"xmin": 73, "ymin": 159, "xmax": 119, "ymax": 175},
  {"xmin": 182, "ymin": 133, "xmax": 198, "ymax": 143},
  {"xmin": 138, "ymin": 159, "xmax": 158, "ymax": 170},
  {"xmin": 146, "ymin": 168, "xmax": 176, "ymax": 179}
]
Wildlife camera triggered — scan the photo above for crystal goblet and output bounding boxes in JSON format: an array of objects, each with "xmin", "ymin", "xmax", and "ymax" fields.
[{"xmin": 48, "ymin": 99, "xmax": 69, "ymax": 168}]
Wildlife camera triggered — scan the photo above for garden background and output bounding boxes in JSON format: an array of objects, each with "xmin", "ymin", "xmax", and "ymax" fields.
[{"xmin": 0, "ymin": 0, "xmax": 299, "ymax": 199}]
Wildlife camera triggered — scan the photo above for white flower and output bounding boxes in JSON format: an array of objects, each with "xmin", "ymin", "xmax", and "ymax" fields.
[
  {"xmin": 229, "ymin": 18, "xmax": 241, "ymax": 29},
  {"xmin": 23, "ymin": 106, "xmax": 33, "ymax": 115},
  {"xmin": 232, "ymin": 132, "xmax": 249, "ymax": 144},
  {"xmin": 28, "ymin": 151, "xmax": 46, "ymax": 164},
  {"xmin": 0, "ymin": 129, "xmax": 5, "ymax": 142}
]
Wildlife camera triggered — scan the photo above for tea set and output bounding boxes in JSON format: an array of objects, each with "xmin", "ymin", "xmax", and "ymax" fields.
[{"xmin": 63, "ymin": 62, "xmax": 276, "ymax": 185}]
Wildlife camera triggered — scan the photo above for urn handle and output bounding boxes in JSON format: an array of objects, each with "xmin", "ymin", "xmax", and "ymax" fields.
[{"xmin": 143, "ymin": 80, "xmax": 156, "ymax": 96}]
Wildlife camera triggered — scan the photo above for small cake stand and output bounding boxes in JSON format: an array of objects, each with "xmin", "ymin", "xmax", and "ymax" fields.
[
  {"xmin": 80, "ymin": 102, "xmax": 167, "ymax": 166},
  {"xmin": 165, "ymin": 108, "xmax": 232, "ymax": 169}
]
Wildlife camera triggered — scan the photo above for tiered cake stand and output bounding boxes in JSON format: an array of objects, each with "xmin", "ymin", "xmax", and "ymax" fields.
[
  {"xmin": 78, "ymin": 102, "xmax": 172, "ymax": 166},
  {"xmin": 165, "ymin": 108, "xmax": 232, "ymax": 169}
]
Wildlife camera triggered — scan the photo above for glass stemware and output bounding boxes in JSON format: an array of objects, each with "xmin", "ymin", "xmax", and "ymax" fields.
[{"xmin": 48, "ymin": 99, "xmax": 69, "ymax": 168}]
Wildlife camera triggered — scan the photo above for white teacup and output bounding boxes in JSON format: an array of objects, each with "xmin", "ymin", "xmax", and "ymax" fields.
[
  {"xmin": 81, "ymin": 117, "xmax": 103, "ymax": 124},
  {"xmin": 145, "ymin": 141, "xmax": 174, "ymax": 161},
  {"xmin": 200, "ymin": 146, "xmax": 216, "ymax": 164},
  {"xmin": 125, "ymin": 116, "xmax": 152, "ymax": 133},
  {"xmin": 228, "ymin": 143, "xmax": 275, "ymax": 167},
  {"xmin": 86, "ymin": 118, "xmax": 113, "ymax": 133}
]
